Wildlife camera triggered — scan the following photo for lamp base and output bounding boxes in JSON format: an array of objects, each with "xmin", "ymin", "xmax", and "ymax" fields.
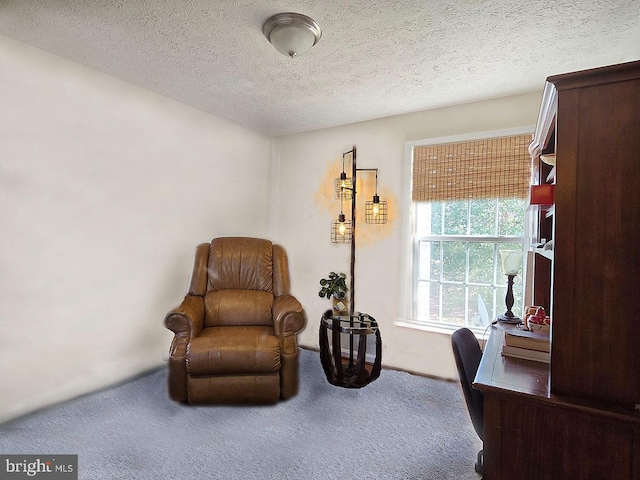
[{"xmin": 497, "ymin": 313, "xmax": 522, "ymax": 324}]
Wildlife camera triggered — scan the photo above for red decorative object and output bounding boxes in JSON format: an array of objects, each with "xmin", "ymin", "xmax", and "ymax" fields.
[{"xmin": 530, "ymin": 184, "xmax": 555, "ymax": 205}]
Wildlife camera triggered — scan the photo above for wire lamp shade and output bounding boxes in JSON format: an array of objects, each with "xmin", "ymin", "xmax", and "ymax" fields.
[
  {"xmin": 334, "ymin": 177, "xmax": 353, "ymax": 200},
  {"xmin": 331, "ymin": 215, "xmax": 352, "ymax": 243},
  {"xmin": 365, "ymin": 195, "xmax": 388, "ymax": 224}
]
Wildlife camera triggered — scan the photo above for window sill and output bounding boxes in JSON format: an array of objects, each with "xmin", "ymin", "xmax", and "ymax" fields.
[
  {"xmin": 395, "ymin": 319, "xmax": 458, "ymax": 336},
  {"xmin": 394, "ymin": 319, "xmax": 490, "ymax": 340}
]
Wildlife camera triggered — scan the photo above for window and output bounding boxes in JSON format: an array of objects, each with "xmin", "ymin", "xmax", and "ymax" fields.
[
  {"xmin": 414, "ymin": 199, "xmax": 527, "ymax": 328},
  {"xmin": 408, "ymin": 132, "xmax": 532, "ymax": 331}
]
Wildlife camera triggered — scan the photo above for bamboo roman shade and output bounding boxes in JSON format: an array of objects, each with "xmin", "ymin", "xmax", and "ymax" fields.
[{"xmin": 412, "ymin": 134, "xmax": 532, "ymax": 202}]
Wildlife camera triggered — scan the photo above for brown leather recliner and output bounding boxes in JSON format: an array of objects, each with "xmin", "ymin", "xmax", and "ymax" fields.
[{"xmin": 164, "ymin": 237, "xmax": 306, "ymax": 404}]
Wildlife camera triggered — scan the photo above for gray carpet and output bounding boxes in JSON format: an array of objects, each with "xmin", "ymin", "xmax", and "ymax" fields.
[{"xmin": 0, "ymin": 349, "xmax": 482, "ymax": 479}]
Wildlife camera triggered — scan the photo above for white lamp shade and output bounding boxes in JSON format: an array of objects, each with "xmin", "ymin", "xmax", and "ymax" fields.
[
  {"xmin": 263, "ymin": 13, "xmax": 321, "ymax": 58},
  {"xmin": 269, "ymin": 25, "xmax": 316, "ymax": 57},
  {"xmin": 499, "ymin": 250, "xmax": 524, "ymax": 275}
]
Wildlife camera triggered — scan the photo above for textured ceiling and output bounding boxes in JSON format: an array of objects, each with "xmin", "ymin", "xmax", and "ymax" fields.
[{"xmin": 1, "ymin": 0, "xmax": 639, "ymax": 137}]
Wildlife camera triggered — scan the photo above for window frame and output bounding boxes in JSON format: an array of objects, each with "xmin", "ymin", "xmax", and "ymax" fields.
[{"xmin": 397, "ymin": 126, "xmax": 535, "ymax": 335}]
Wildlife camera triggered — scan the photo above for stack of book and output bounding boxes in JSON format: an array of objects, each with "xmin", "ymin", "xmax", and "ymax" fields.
[{"xmin": 501, "ymin": 328, "xmax": 550, "ymax": 363}]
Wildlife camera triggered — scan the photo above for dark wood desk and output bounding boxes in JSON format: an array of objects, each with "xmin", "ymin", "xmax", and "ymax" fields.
[{"xmin": 474, "ymin": 325, "xmax": 640, "ymax": 480}]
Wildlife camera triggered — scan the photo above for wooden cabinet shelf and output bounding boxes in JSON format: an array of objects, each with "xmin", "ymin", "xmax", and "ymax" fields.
[{"xmin": 532, "ymin": 246, "xmax": 553, "ymax": 261}]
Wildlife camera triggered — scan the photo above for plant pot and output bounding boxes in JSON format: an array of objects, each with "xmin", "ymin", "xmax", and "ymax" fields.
[{"xmin": 332, "ymin": 296, "xmax": 349, "ymax": 317}]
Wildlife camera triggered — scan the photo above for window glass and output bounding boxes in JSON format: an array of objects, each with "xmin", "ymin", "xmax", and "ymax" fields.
[
  {"xmin": 442, "ymin": 241, "xmax": 466, "ymax": 282},
  {"xmin": 443, "ymin": 201, "xmax": 467, "ymax": 235},
  {"xmin": 469, "ymin": 199, "xmax": 496, "ymax": 236},
  {"xmin": 468, "ymin": 285, "xmax": 495, "ymax": 327},
  {"xmin": 413, "ymin": 199, "xmax": 527, "ymax": 328},
  {"xmin": 430, "ymin": 201, "xmax": 443, "ymax": 235},
  {"xmin": 498, "ymin": 198, "xmax": 526, "ymax": 236},
  {"xmin": 442, "ymin": 284, "xmax": 466, "ymax": 326},
  {"xmin": 468, "ymin": 242, "xmax": 495, "ymax": 284}
]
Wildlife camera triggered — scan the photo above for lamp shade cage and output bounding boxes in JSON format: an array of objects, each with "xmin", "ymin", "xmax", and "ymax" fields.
[
  {"xmin": 331, "ymin": 214, "xmax": 352, "ymax": 243},
  {"xmin": 365, "ymin": 195, "xmax": 388, "ymax": 224},
  {"xmin": 335, "ymin": 176, "xmax": 353, "ymax": 200}
]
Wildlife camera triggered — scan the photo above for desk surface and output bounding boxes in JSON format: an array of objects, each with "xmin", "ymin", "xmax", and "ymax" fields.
[
  {"xmin": 473, "ymin": 324, "xmax": 549, "ymax": 398},
  {"xmin": 474, "ymin": 325, "xmax": 640, "ymax": 480},
  {"xmin": 474, "ymin": 324, "xmax": 640, "ymax": 422}
]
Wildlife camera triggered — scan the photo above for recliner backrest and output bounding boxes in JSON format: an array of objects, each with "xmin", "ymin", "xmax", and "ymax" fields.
[
  {"xmin": 208, "ymin": 237, "xmax": 273, "ymax": 293},
  {"xmin": 201, "ymin": 237, "xmax": 282, "ymax": 328}
]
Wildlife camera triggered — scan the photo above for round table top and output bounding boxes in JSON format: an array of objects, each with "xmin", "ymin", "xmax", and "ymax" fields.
[{"xmin": 321, "ymin": 313, "xmax": 378, "ymax": 334}]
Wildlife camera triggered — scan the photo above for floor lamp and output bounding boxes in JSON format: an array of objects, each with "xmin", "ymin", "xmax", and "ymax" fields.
[{"xmin": 330, "ymin": 146, "xmax": 388, "ymax": 376}]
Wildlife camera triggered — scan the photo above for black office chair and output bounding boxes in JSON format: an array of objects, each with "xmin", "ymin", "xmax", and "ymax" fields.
[{"xmin": 451, "ymin": 327, "xmax": 484, "ymax": 474}]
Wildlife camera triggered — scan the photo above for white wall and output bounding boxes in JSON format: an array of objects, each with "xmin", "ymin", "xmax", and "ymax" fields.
[
  {"xmin": 0, "ymin": 31, "xmax": 545, "ymax": 423},
  {"xmin": 272, "ymin": 92, "xmax": 541, "ymax": 380},
  {"xmin": 0, "ymin": 35, "xmax": 271, "ymax": 423}
]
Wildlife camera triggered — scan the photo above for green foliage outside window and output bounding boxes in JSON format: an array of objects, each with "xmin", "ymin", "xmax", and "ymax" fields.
[{"xmin": 416, "ymin": 197, "xmax": 527, "ymax": 327}]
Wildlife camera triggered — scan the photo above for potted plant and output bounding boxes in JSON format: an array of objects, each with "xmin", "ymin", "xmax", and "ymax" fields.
[{"xmin": 318, "ymin": 272, "xmax": 349, "ymax": 316}]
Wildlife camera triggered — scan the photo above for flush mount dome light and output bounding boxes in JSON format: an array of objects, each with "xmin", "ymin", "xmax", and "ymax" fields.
[{"xmin": 262, "ymin": 12, "xmax": 322, "ymax": 58}]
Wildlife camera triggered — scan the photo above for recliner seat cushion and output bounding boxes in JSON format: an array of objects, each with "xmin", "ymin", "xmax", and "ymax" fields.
[{"xmin": 186, "ymin": 326, "xmax": 281, "ymax": 375}]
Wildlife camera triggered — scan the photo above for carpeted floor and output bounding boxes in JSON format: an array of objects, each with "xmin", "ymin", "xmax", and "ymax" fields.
[{"xmin": 0, "ymin": 349, "xmax": 482, "ymax": 479}]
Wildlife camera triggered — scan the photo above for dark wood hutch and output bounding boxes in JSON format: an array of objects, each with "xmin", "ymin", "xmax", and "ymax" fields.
[{"xmin": 474, "ymin": 60, "xmax": 640, "ymax": 480}]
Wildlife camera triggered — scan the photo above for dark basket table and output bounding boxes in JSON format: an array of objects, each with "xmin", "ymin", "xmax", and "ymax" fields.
[{"xmin": 319, "ymin": 310, "xmax": 382, "ymax": 388}]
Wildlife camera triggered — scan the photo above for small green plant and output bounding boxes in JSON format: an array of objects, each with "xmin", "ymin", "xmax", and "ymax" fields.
[{"xmin": 318, "ymin": 272, "xmax": 348, "ymax": 299}]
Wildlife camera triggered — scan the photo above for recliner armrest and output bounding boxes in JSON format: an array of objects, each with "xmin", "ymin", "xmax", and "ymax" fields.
[
  {"xmin": 272, "ymin": 295, "xmax": 306, "ymax": 336},
  {"xmin": 164, "ymin": 294, "xmax": 204, "ymax": 339}
]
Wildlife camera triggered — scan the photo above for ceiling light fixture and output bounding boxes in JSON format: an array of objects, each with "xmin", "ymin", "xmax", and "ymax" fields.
[{"xmin": 262, "ymin": 12, "xmax": 322, "ymax": 58}]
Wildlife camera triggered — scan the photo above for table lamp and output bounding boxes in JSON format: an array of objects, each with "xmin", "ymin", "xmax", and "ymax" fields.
[{"xmin": 497, "ymin": 250, "xmax": 524, "ymax": 324}]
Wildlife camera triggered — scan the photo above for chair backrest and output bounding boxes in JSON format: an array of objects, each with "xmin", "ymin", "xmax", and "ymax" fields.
[
  {"xmin": 208, "ymin": 237, "xmax": 274, "ymax": 292},
  {"xmin": 197, "ymin": 237, "xmax": 290, "ymax": 328},
  {"xmin": 451, "ymin": 328, "xmax": 484, "ymax": 440}
]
